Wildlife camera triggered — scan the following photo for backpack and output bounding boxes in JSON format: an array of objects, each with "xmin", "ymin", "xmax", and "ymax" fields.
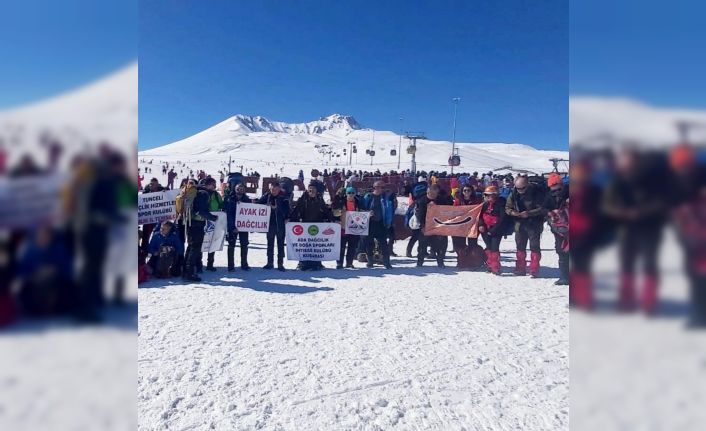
[
  {"xmin": 175, "ymin": 186, "xmax": 197, "ymax": 224},
  {"xmin": 457, "ymin": 243, "xmax": 487, "ymax": 269},
  {"xmin": 547, "ymin": 207, "xmax": 570, "ymax": 251},
  {"xmin": 156, "ymin": 245, "xmax": 176, "ymax": 278},
  {"xmin": 411, "ymin": 182, "xmax": 428, "ymax": 200}
]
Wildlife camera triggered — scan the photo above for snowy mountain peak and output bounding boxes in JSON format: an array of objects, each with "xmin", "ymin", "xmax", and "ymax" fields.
[{"xmin": 226, "ymin": 113, "xmax": 361, "ymax": 135}]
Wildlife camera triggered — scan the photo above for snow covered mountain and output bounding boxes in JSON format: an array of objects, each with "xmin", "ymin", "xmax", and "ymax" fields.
[
  {"xmin": 140, "ymin": 113, "xmax": 569, "ymax": 175},
  {"xmin": 0, "ymin": 62, "xmax": 138, "ymax": 166},
  {"xmin": 570, "ymin": 96, "xmax": 706, "ymax": 148}
]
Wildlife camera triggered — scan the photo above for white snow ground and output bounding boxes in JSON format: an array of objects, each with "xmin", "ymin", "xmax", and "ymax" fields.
[
  {"xmin": 138, "ymin": 234, "xmax": 569, "ymax": 430},
  {"xmin": 571, "ymin": 229, "xmax": 706, "ymax": 431}
]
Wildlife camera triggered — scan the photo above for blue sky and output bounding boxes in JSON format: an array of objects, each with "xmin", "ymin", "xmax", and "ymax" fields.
[
  {"xmin": 140, "ymin": 0, "xmax": 568, "ymax": 151},
  {"xmin": 0, "ymin": 0, "xmax": 137, "ymax": 109},
  {"xmin": 571, "ymin": 0, "xmax": 706, "ymax": 108}
]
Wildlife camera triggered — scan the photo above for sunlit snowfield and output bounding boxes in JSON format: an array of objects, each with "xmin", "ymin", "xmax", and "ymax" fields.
[{"xmin": 138, "ymin": 234, "xmax": 568, "ymax": 430}]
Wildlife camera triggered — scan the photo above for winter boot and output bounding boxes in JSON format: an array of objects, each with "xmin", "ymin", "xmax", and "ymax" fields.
[
  {"xmin": 489, "ymin": 251, "xmax": 501, "ymax": 275},
  {"xmin": 514, "ymin": 251, "xmax": 527, "ymax": 276},
  {"xmin": 570, "ymin": 271, "xmax": 593, "ymax": 310},
  {"xmin": 617, "ymin": 273, "xmax": 637, "ymax": 311},
  {"xmin": 277, "ymin": 258, "xmax": 285, "ymax": 272},
  {"xmin": 556, "ymin": 252, "xmax": 569, "ymax": 285},
  {"xmin": 336, "ymin": 261, "xmax": 344, "ymax": 269},
  {"xmin": 529, "ymin": 251, "xmax": 541, "ymax": 278},
  {"xmin": 687, "ymin": 279, "xmax": 706, "ymax": 328},
  {"xmin": 263, "ymin": 260, "xmax": 274, "ymax": 270},
  {"xmin": 241, "ymin": 248, "xmax": 250, "ymax": 271},
  {"xmin": 484, "ymin": 250, "xmax": 493, "ymax": 273},
  {"xmin": 642, "ymin": 274, "xmax": 659, "ymax": 315}
]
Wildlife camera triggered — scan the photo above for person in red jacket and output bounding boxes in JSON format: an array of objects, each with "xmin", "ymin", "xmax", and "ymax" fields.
[{"xmin": 477, "ymin": 186, "xmax": 507, "ymax": 275}]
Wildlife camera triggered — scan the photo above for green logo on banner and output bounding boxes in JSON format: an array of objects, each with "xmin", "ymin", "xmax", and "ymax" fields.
[{"xmin": 308, "ymin": 225, "xmax": 319, "ymax": 236}]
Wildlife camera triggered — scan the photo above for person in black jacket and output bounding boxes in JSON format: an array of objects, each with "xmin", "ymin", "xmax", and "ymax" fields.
[
  {"xmin": 414, "ymin": 184, "xmax": 449, "ymax": 268},
  {"xmin": 290, "ymin": 182, "xmax": 333, "ymax": 270},
  {"xmin": 224, "ymin": 182, "xmax": 252, "ymax": 271},
  {"xmin": 545, "ymin": 173, "xmax": 570, "ymax": 285},
  {"xmin": 183, "ymin": 178, "xmax": 218, "ymax": 282},
  {"xmin": 505, "ymin": 176, "xmax": 546, "ymax": 277},
  {"xmin": 140, "ymin": 178, "xmax": 166, "ymax": 252},
  {"xmin": 257, "ymin": 181, "xmax": 290, "ymax": 271},
  {"xmin": 477, "ymin": 186, "xmax": 507, "ymax": 275}
]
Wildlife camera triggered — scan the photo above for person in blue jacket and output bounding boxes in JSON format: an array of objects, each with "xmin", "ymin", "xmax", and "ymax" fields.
[
  {"xmin": 257, "ymin": 181, "xmax": 290, "ymax": 271},
  {"xmin": 147, "ymin": 221, "xmax": 184, "ymax": 273},
  {"xmin": 362, "ymin": 181, "xmax": 394, "ymax": 269}
]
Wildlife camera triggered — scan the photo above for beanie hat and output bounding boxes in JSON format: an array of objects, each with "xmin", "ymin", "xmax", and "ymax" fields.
[
  {"xmin": 547, "ymin": 173, "xmax": 562, "ymax": 187},
  {"xmin": 484, "ymin": 185, "xmax": 499, "ymax": 195},
  {"xmin": 670, "ymin": 144, "xmax": 696, "ymax": 171},
  {"xmin": 346, "ymin": 187, "xmax": 355, "ymax": 194}
]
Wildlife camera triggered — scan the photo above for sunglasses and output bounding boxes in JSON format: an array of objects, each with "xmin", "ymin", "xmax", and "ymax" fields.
[
  {"xmin": 515, "ymin": 186, "xmax": 527, "ymax": 191},
  {"xmin": 346, "ymin": 192, "xmax": 355, "ymax": 194},
  {"xmin": 374, "ymin": 186, "xmax": 383, "ymax": 189}
]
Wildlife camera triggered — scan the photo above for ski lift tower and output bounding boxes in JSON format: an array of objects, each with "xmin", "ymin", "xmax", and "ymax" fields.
[
  {"xmin": 549, "ymin": 157, "xmax": 569, "ymax": 173},
  {"xmin": 405, "ymin": 132, "xmax": 426, "ymax": 177}
]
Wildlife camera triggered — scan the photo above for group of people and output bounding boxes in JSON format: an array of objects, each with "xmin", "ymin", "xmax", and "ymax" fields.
[
  {"xmin": 1, "ymin": 142, "xmax": 135, "ymax": 326},
  {"xmin": 138, "ymin": 167, "xmax": 570, "ymax": 289}
]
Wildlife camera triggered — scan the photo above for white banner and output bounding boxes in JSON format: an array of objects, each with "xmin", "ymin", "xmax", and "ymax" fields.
[
  {"xmin": 0, "ymin": 174, "xmax": 63, "ymax": 228},
  {"xmin": 235, "ymin": 202, "xmax": 270, "ymax": 233},
  {"xmin": 201, "ymin": 211, "xmax": 227, "ymax": 253},
  {"xmin": 344, "ymin": 211, "xmax": 370, "ymax": 236},
  {"xmin": 138, "ymin": 189, "xmax": 179, "ymax": 225},
  {"xmin": 285, "ymin": 222, "xmax": 341, "ymax": 261}
]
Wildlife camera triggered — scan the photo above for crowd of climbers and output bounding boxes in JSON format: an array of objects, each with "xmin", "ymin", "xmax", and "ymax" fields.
[
  {"xmin": 572, "ymin": 144, "xmax": 706, "ymax": 327},
  {"xmin": 137, "ymin": 164, "xmax": 572, "ymax": 294},
  {"xmin": 0, "ymin": 141, "xmax": 135, "ymax": 326},
  {"xmin": 137, "ymin": 148, "xmax": 706, "ymax": 328}
]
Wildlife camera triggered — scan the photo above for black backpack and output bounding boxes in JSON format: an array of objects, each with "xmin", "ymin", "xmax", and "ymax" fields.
[{"xmin": 156, "ymin": 245, "xmax": 176, "ymax": 278}]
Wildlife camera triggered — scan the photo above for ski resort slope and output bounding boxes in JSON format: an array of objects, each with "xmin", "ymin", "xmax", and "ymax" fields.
[
  {"xmin": 570, "ymin": 96, "xmax": 706, "ymax": 148},
  {"xmin": 0, "ymin": 63, "xmax": 137, "ymax": 167},
  {"xmin": 138, "ymin": 234, "xmax": 569, "ymax": 430},
  {"xmin": 139, "ymin": 114, "xmax": 568, "ymax": 176}
]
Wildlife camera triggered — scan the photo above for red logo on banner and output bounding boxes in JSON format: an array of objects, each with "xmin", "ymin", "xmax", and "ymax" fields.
[{"xmin": 292, "ymin": 224, "xmax": 304, "ymax": 235}]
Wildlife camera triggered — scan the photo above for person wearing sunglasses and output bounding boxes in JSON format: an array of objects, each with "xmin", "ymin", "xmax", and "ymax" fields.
[
  {"xmin": 414, "ymin": 184, "xmax": 450, "ymax": 268},
  {"xmin": 452, "ymin": 184, "xmax": 483, "ymax": 252},
  {"xmin": 545, "ymin": 173, "xmax": 570, "ymax": 286},
  {"xmin": 505, "ymin": 176, "xmax": 546, "ymax": 277}
]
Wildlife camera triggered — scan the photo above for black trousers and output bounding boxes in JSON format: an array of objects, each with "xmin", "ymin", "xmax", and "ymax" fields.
[
  {"xmin": 266, "ymin": 226, "xmax": 286, "ymax": 264},
  {"xmin": 365, "ymin": 221, "xmax": 391, "ymax": 265},
  {"xmin": 452, "ymin": 236, "xmax": 477, "ymax": 251},
  {"xmin": 77, "ymin": 224, "xmax": 108, "ymax": 315},
  {"xmin": 339, "ymin": 234, "xmax": 360, "ymax": 265},
  {"xmin": 418, "ymin": 233, "xmax": 447, "ymax": 265},
  {"xmin": 618, "ymin": 224, "xmax": 662, "ymax": 276},
  {"xmin": 407, "ymin": 229, "xmax": 421, "ymax": 255},
  {"xmin": 515, "ymin": 221, "xmax": 543, "ymax": 252},
  {"xmin": 227, "ymin": 231, "xmax": 250, "ymax": 269},
  {"xmin": 184, "ymin": 220, "xmax": 206, "ymax": 275},
  {"xmin": 481, "ymin": 232, "xmax": 502, "ymax": 252}
]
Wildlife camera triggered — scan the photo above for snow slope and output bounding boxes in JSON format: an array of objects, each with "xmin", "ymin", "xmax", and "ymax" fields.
[
  {"xmin": 0, "ymin": 62, "xmax": 138, "ymax": 166},
  {"xmin": 139, "ymin": 114, "xmax": 568, "ymax": 176},
  {"xmin": 570, "ymin": 96, "xmax": 706, "ymax": 148},
  {"xmin": 138, "ymin": 234, "xmax": 569, "ymax": 430}
]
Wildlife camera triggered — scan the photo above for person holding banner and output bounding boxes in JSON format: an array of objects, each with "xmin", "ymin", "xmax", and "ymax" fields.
[
  {"xmin": 290, "ymin": 181, "xmax": 333, "ymax": 270},
  {"xmin": 258, "ymin": 181, "xmax": 290, "ymax": 271},
  {"xmin": 337, "ymin": 187, "xmax": 364, "ymax": 269},
  {"xmin": 362, "ymin": 181, "xmax": 394, "ymax": 269},
  {"xmin": 183, "ymin": 178, "xmax": 219, "ymax": 282},
  {"xmin": 225, "ymin": 182, "xmax": 252, "ymax": 272},
  {"xmin": 478, "ymin": 186, "xmax": 507, "ymax": 275},
  {"xmin": 414, "ymin": 184, "xmax": 449, "ymax": 268},
  {"xmin": 452, "ymin": 184, "xmax": 482, "ymax": 252},
  {"xmin": 200, "ymin": 181, "xmax": 225, "ymax": 272}
]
